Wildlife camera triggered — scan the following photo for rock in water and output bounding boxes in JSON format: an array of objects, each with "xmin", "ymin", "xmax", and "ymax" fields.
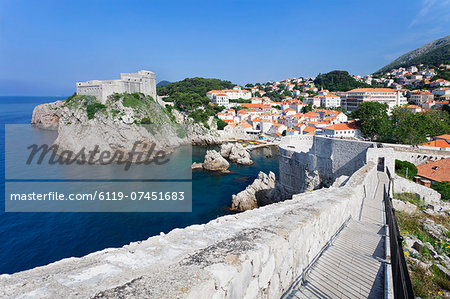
[
  {"xmin": 231, "ymin": 171, "xmax": 275, "ymax": 211},
  {"xmin": 220, "ymin": 143, "xmax": 253, "ymax": 166},
  {"xmin": 191, "ymin": 162, "xmax": 203, "ymax": 170},
  {"xmin": 202, "ymin": 150, "xmax": 229, "ymax": 172},
  {"xmin": 31, "ymin": 100, "xmax": 64, "ymax": 130},
  {"xmin": 220, "ymin": 143, "xmax": 233, "ymax": 158}
]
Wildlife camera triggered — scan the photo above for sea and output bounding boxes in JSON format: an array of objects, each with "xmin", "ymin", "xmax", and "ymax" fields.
[{"xmin": 0, "ymin": 96, "xmax": 279, "ymax": 274}]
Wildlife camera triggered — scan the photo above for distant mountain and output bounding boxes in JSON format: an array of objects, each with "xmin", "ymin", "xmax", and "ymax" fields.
[
  {"xmin": 375, "ymin": 35, "xmax": 450, "ymax": 74},
  {"xmin": 157, "ymin": 80, "xmax": 171, "ymax": 87}
]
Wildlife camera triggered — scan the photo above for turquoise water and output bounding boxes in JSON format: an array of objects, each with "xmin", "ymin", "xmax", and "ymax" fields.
[{"xmin": 0, "ymin": 96, "xmax": 279, "ymax": 274}]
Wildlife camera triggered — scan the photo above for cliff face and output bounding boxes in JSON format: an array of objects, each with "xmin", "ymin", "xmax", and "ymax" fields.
[
  {"xmin": 31, "ymin": 100, "xmax": 65, "ymax": 130},
  {"xmin": 31, "ymin": 93, "xmax": 220, "ymax": 161},
  {"xmin": 171, "ymin": 109, "xmax": 221, "ymax": 146}
]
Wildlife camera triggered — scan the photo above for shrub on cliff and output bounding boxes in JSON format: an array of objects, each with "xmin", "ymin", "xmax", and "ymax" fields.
[
  {"xmin": 431, "ymin": 181, "xmax": 449, "ymax": 201},
  {"xmin": 215, "ymin": 117, "xmax": 227, "ymax": 130},
  {"xmin": 86, "ymin": 103, "xmax": 106, "ymax": 119}
]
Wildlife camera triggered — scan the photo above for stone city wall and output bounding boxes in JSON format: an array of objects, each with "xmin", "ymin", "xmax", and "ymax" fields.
[
  {"xmin": 382, "ymin": 143, "xmax": 450, "ymax": 165},
  {"xmin": 393, "ymin": 174, "xmax": 441, "ymax": 204},
  {"xmin": 278, "ymin": 135, "xmax": 375, "ymax": 194},
  {"xmin": 0, "ymin": 162, "xmax": 379, "ymax": 299}
]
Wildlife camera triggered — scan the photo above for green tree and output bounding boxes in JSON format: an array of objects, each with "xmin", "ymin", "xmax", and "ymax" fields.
[
  {"xmin": 431, "ymin": 181, "xmax": 449, "ymax": 201},
  {"xmin": 215, "ymin": 118, "xmax": 228, "ymax": 130},
  {"xmin": 391, "ymin": 107, "xmax": 427, "ymax": 145},
  {"xmin": 391, "ymin": 107, "xmax": 450, "ymax": 144},
  {"xmin": 301, "ymin": 104, "xmax": 313, "ymax": 113},
  {"xmin": 282, "ymin": 90, "xmax": 291, "ymax": 97},
  {"xmin": 314, "ymin": 70, "xmax": 371, "ymax": 91},
  {"xmin": 351, "ymin": 102, "xmax": 391, "ymax": 141},
  {"xmin": 395, "ymin": 160, "xmax": 418, "ymax": 180}
]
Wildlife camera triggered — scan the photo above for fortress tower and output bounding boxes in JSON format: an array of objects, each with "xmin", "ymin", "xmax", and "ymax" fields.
[{"xmin": 76, "ymin": 70, "xmax": 157, "ymax": 103}]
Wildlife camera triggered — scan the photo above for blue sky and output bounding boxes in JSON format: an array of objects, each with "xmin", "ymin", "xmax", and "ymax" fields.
[{"xmin": 0, "ymin": 0, "xmax": 449, "ymax": 96}]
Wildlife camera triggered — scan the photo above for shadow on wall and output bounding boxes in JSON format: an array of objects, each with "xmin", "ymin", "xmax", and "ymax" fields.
[{"xmin": 279, "ymin": 136, "xmax": 394, "ymax": 195}]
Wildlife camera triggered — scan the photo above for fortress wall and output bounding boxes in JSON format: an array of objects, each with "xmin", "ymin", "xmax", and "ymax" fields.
[
  {"xmin": 0, "ymin": 163, "xmax": 379, "ymax": 299},
  {"xmin": 394, "ymin": 174, "xmax": 441, "ymax": 203},
  {"xmin": 279, "ymin": 136, "xmax": 375, "ymax": 194},
  {"xmin": 383, "ymin": 143, "xmax": 450, "ymax": 165}
]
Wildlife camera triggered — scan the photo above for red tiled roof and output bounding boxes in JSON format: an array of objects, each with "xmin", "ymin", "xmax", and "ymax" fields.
[
  {"xmin": 323, "ymin": 122, "xmax": 359, "ymax": 131},
  {"xmin": 347, "ymin": 88, "xmax": 397, "ymax": 93},
  {"xmin": 417, "ymin": 158, "xmax": 450, "ymax": 182}
]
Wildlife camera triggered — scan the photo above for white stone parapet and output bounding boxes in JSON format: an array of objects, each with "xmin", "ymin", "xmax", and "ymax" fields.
[{"xmin": 0, "ymin": 162, "xmax": 381, "ymax": 298}]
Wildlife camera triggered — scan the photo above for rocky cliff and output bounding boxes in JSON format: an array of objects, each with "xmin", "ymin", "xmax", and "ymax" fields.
[
  {"xmin": 31, "ymin": 100, "xmax": 65, "ymax": 130},
  {"xmin": 231, "ymin": 171, "xmax": 276, "ymax": 211},
  {"xmin": 31, "ymin": 93, "xmax": 221, "ymax": 159},
  {"xmin": 171, "ymin": 109, "xmax": 221, "ymax": 146}
]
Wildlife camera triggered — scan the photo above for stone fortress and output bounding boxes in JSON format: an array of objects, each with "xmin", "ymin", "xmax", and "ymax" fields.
[
  {"xmin": 76, "ymin": 70, "xmax": 157, "ymax": 103},
  {"xmin": 0, "ymin": 136, "xmax": 449, "ymax": 298}
]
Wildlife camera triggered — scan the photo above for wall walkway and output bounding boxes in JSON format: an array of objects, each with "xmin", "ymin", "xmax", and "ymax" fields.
[{"xmin": 284, "ymin": 172, "xmax": 388, "ymax": 298}]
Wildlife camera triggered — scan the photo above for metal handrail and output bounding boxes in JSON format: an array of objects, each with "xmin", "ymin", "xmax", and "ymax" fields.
[{"xmin": 384, "ymin": 184, "xmax": 414, "ymax": 299}]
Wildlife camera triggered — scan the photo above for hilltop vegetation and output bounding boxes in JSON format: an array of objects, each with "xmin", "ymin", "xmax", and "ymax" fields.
[
  {"xmin": 64, "ymin": 92, "xmax": 177, "ymax": 126},
  {"xmin": 313, "ymin": 70, "xmax": 372, "ymax": 91},
  {"xmin": 156, "ymin": 77, "xmax": 234, "ymax": 126},
  {"xmin": 376, "ymin": 35, "xmax": 450, "ymax": 74}
]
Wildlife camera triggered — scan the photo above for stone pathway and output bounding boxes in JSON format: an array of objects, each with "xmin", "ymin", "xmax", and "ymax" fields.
[{"xmin": 285, "ymin": 172, "xmax": 388, "ymax": 299}]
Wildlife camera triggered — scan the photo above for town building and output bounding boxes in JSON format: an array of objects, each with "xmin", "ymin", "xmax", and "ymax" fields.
[
  {"xmin": 316, "ymin": 94, "xmax": 341, "ymax": 108},
  {"xmin": 416, "ymin": 157, "xmax": 450, "ymax": 183},
  {"xmin": 207, "ymin": 86, "xmax": 252, "ymax": 101},
  {"xmin": 433, "ymin": 87, "xmax": 450, "ymax": 96},
  {"xmin": 212, "ymin": 94, "xmax": 229, "ymax": 106},
  {"xmin": 410, "ymin": 90, "xmax": 434, "ymax": 106},
  {"xmin": 321, "ymin": 122, "xmax": 361, "ymax": 138},
  {"xmin": 76, "ymin": 70, "xmax": 157, "ymax": 103},
  {"xmin": 430, "ymin": 79, "xmax": 450, "ymax": 87},
  {"xmin": 421, "ymin": 134, "xmax": 450, "ymax": 148},
  {"xmin": 343, "ymin": 88, "xmax": 407, "ymax": 111}
]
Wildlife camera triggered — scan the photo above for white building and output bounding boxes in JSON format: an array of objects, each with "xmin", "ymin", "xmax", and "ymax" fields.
[
  {"xmin": 433, "ymin": 87, "xmax": 450, "ymax": 96},
  {"xmin": 322, "ymin": 122, "xmax": 362, "ymax": 138},
  {"xmin": 430, "ymin": 79, "xmax": 450, "ymax": 87},
  {"xmin": 212, "ymin": 94, "xmax": 229, "ymax": 106},
  {"xmin": 316, "ymin": 94, "xmax": 341, "ymax": 108},
  {"xmin": 76, "ymin": 70, "xmax": 157, "ymax": 103},
  {"xmin": 304, "ymin": 97, "xmax": 321, "ymax": 107},
  {"xmin": 207, "ymin": 86, "xmax": 252, "ymax": 101},
  {"xmin": 407, "ymin": 66, "xmax": 418, "ymax": 73},
  {"xmin": 410, "ymin": 90, "xmax": 434, "ymax": 106},
  {"xmin": 344, "ymin": 88, "xmax": 407, "ymax": 112}
]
